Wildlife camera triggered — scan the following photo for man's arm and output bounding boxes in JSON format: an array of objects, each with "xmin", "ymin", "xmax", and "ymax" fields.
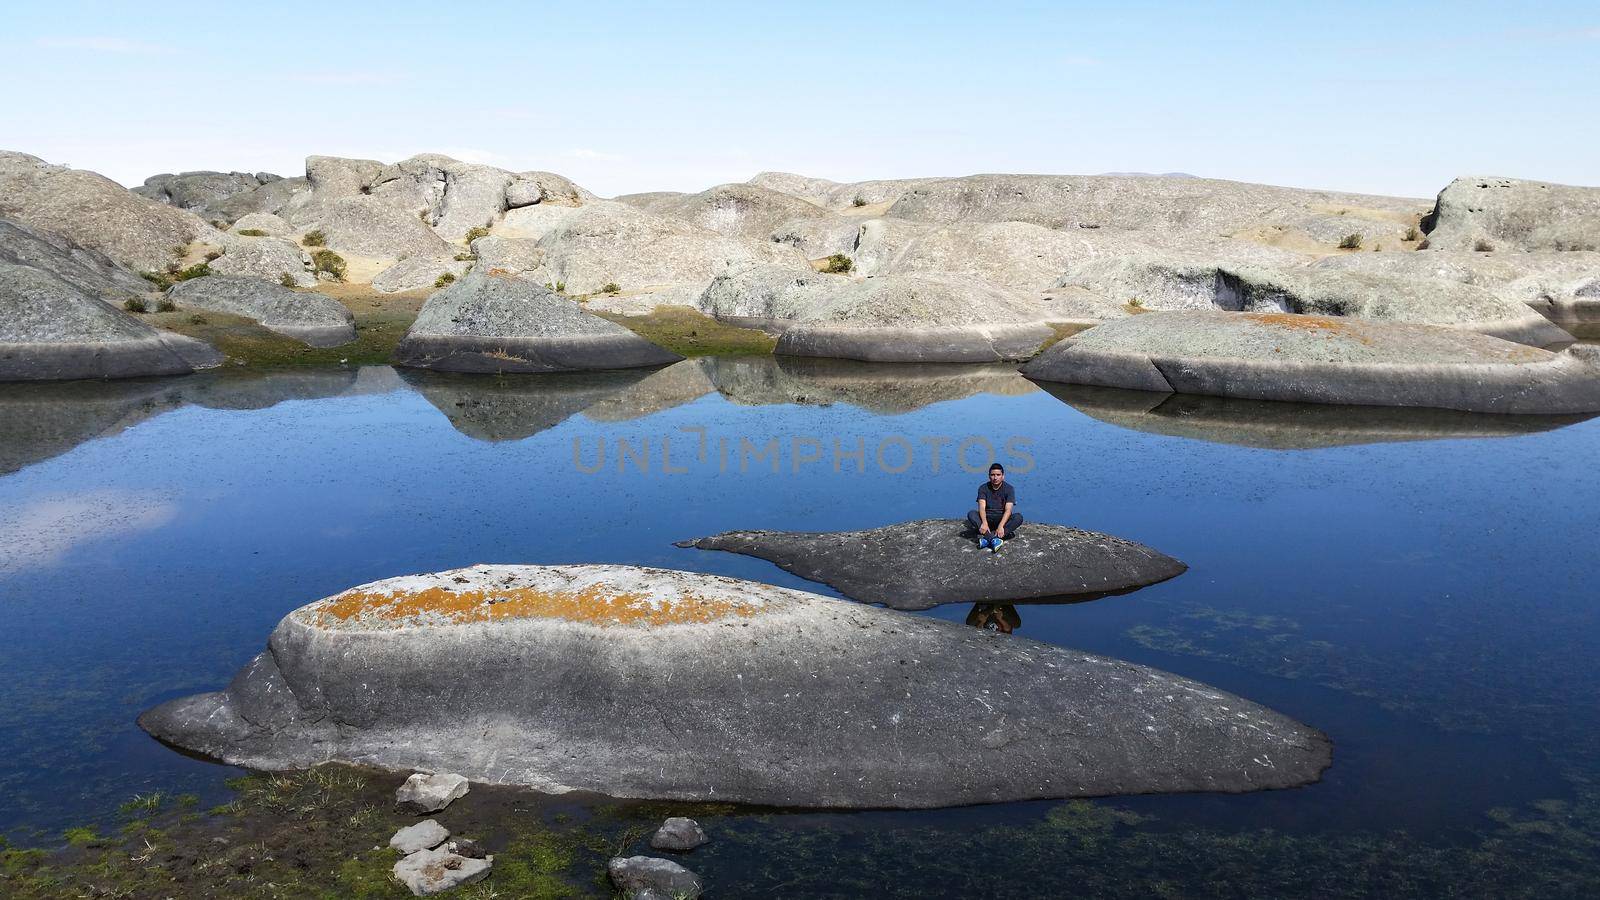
[{"xmin": 976, "ymin": 498, "xmax": 990, "ymax": 533}]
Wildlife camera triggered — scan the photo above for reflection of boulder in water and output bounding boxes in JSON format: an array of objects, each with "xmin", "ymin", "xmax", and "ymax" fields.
[
  {"xmin": 1041, "ymin": 383, "xmax": 1596, "ymax": 450},
  {"xmin": 581, "ymin": 359, "xmax": 716, "ymax": 422},
  {"xmin": 702, "ymin": 355, "xmax": 1036, "ymax": 414},
  {"xmin": 0, "ymin": 367, "xmax": 394, "ymax": 477},
  {"xmin": 399, "ymin": 368, "xmax": 657, "ymax": 442}
]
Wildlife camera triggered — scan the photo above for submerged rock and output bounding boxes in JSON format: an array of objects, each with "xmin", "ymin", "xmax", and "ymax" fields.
[
  {"xmin": 609, "ymin": 856, "xmax": 703, "ymax": 900},
  {"xmin": 676, "ymin": 519, "xmax": 1186, "ymax": 610},
  {"xmin": 1, "ymin": 262, "xmax": 220, "ymax": 381},
  {"xmin": 393, "ymin": 268, "xmax": 681, "ymax": 373},
  {"xmin": 650, "ymin": 817, "xmax": 708, "ymax": 851},
  {"xmin": 139, "ymin": 564, "xmax": 1328, "ymax": 808},
  {"xmin": 1020, "ymin": 310, "xmax": 1600, "ymax": 415},
  {"xmin": 399, "ymin": 368, "xmax": 658, "ymax": 441},
  {"xmin": 166, "ymin": 275, "xmax": 355, "ymax": 347},
  {"xmin": 702, "ymin": 355, "xmax": 1035, "ymax": 414}
]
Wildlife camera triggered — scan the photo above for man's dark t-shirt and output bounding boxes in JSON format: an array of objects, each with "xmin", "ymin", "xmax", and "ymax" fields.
[{"xmin": 977, "ymin": 481, "xmax": 1016, "ymax": 523}]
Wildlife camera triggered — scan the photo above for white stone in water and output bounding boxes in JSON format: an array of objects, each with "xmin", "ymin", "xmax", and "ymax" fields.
[
  {"xmin": 396, "ymin": 772, "xmax": 470, "ymax": 813},
  {"xmin": 390, "ymin": 819, "xmax": 449, "ymax": 854},
  {"xmin": 393, "ymin": 845, "xmax": 493, "ymax": 896}
]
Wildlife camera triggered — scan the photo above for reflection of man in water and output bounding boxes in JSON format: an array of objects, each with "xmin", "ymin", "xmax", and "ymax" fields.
[
  {"xmin": 967, "ymin": 603, "xmax": 1021, "ymax": 634},
  {"xmin": 969, "ymin": 463, "xmax": 1023, "ymax": 551}
]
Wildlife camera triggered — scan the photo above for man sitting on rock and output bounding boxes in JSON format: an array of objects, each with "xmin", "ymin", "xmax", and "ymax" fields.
[{"xmin": 969, "ymin": 463, "xmax": 1022, "ymax": 552}]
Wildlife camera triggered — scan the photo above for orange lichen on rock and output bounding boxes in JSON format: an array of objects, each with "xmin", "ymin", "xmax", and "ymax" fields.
[
  {"xmin": 310, "ymin": 584, "xmax": 762, "ymax": 629},
  {"xmin": 1243, "ymin": 313, "xmax": 1374, "ymax": 346}
]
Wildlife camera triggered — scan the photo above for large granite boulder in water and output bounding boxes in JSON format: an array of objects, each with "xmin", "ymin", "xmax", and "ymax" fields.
[
  {"xmin": 699, "ymin": 266, "xmax": 1055, "ymax": 362},
  {"xmin": 139, "ymin": 564, "xmax": 1330, "ymax": 807},
  {"xmin": 1021, "ymin": 310, "xmax": 1600, "ymax": 414},
  {"xmin": 393, "ymin": 269, "xmax": 681, "ymax": 373},
  {"xmin": 1423, "ymin": 176, "xmax": 1600, "ymax": 253},
  {"xmin": 1, "ymin": 262, "xmax": 220, "ymax": 380},
  {"xmin": 166, "ymin": 275, "xmax": 355, "ymax": 347},
  {"xmin": 676, "ymin": 519, "xmax": 1186, "ymax": 610}
]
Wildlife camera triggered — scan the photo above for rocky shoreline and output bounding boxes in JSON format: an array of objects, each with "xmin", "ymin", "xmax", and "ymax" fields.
[{"xmin": 2, "ymin": 148, "xmax": 1596, "ymax": 414}]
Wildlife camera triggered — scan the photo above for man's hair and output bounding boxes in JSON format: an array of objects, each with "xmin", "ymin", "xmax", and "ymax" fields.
[{"xmin": 989, "ymin": 463, "xmax": 1005, "ymax": 473}]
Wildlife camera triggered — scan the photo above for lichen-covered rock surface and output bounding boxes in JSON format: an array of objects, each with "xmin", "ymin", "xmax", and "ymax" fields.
[
  {"xmin": 1423, "ymin": 176, "xmax": 1600, "ymax": 252},
  {"xmin": 1021, "ymin": 310, "xmax": 1600, "ymax": 414},
  {"xmin": 139, "ymin": 563, "xmax": 1331, "ymax": 808},
  {"xmin": 393, "ymin": 268, "xmax": 681, "ymax": 373},
  {"xmin": 677, "ymin": 518, "xmax": 1187, "ymax": 610}
]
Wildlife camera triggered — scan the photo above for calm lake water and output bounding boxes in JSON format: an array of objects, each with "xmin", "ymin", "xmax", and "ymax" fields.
[{"xmin": 3, "ymin": 357, "xmax": 1598, "ymax": 896}]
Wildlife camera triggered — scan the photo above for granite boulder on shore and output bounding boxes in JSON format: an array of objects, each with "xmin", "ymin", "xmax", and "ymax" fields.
[
  {"xmin": 1, "ymin": 262, "xmax": 221, "ymax": 381},
  {"xmin": 698, "ymin": 265, "xmax": 1057, "ymax": 362},
  {"xmin": 676, "ymin": 519, "xmax": 1186, "ymax": 610},
  {"xmin": 140, "ymin": 564, "xmax": 1330, "ymax": 808},
  {"xmin": 1021, "ymin": 310, "xmax": 1600, "ymax": 415},
  {"xmin": 166, "ymin": 275, "xmax": 355, "ymax": 347},
  {"xmin": 393, "ymin": 268, "xmax": 682, "ymax": 373}
]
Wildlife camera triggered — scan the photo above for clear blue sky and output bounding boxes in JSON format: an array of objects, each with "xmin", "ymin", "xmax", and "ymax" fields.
[{"xmin": 6, "ymin": 1, "xmax": 1596, "ymax": 198}]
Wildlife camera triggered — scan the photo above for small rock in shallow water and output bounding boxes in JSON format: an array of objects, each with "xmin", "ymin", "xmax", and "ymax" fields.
[
  {"xmin": 609, "ymin": 855, "xmax": 703, "ymax": 899},
  {"xmin": 390, "ymin": 819, "xmax": 449, "ymax": 854},
  {"xmin": 396, "ymin": 772, "xmax": 470, "ymax": 813},
  {"xmin": 392, "ymin": 845, "xmax": 492, "ymax": 896},
  {"xmin": 650, "ymin": 817, "xmax": 708, "ymax": 851},
  {"xmin": 446, "ymin": 838, "xmax": 486, "ymax": 859}
]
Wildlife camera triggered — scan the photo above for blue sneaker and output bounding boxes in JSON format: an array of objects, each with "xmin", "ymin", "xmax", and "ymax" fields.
[
  {"xmin": 990, "ymin": 538, "xmax": 1004, "ymax": 553},
  {"xmin": 978, "ymin": 536, "xmax": 994, "ymax": 550}
]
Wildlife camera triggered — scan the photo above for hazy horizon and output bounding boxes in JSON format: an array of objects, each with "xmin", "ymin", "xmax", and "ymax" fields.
[{"xmin": 6, "ymin": 1, "xmax": 1597, "ymax": 199}]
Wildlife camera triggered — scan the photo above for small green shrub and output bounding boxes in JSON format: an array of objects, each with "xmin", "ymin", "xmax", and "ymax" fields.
[
  {"xmin": 302, "ymin": 229, "xmax": 326, "ymax": 247},
  {"xmin": 236, "ymin": 228, "xmax": 268, "ymax": 237},
  {"xmin": 1337, "ymin": 233, "xmax": 1363, "ymax": 250},
  {"xmin": 851, "ymin": 196, "xmax": 868, "ymax": 208},
  {"xmin": 203, "ymin": 249, "xmax": 222, "ymax": 262},
  {"xmin": 139, "ymin": 271, "xmax": 174, "ymax": 291},
  {"xmin": 454, "ymin": 251, "xmax": 475, "ymax": 261},
  {"xmin": 1474, "ymin": 238, "xmax": 1495, "ymax": 252},
  {"xmin": 279, "ymin": 273, "xmax": 296, "ymax": 288},
  {"xmin": 433, "ymin": 272, "xmax": 456, "ymax": 288},
  {"xmin": 123, "ymin": 297, "xmax": 148, "ymax": 313},
  {"xmin": 312, "ymin": 249, "xmax": 347, "ymax": 281},
  {"xmin": 1403, "ymin": 225, "xmax": 1420, "ymax": 242},
  {"xmin": 1125, "ymin": 297, "xmax": 1146, "ymax": 313},
  {"xmin": 822, "ymin": 253, "xmax": 853, "ymax": 274},
  {"xmin": 173, "ymin": 263, "xmax": 211, "ymax": 282},
  {"xmin": 601, "ymin": 281, "xmax": 621, "ymax": 294},
  {"xmin": 464, "ymin": 225, "xmax": 491, "ymax": 244},
  {"xmin": 547, "ymin": 280, "xmax": 568, "ymax": 294},
  {"xmin": 156, "ymin": 297, "xmax": 176, "ymax": 312}
]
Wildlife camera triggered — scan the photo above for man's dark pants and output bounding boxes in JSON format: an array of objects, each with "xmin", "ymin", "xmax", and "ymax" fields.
[{"xmin": 967, "ymin": 509, "xmax": 1024, "ymax": 535}]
